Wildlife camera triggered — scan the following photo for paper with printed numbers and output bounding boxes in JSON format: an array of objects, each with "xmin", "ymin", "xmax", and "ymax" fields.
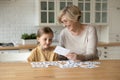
[{"xmin": 54, "ymin": 46, "xmax": 70, "ymax": 56}]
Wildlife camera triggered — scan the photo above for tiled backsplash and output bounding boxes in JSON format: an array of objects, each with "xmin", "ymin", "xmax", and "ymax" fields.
[
  {"xmin": 0, "ymin": 24, "xmax": 38, "ymax": 43},
  {"xmin": 0, "ymin": 0, "xmax": 37, "ymax": 44}
]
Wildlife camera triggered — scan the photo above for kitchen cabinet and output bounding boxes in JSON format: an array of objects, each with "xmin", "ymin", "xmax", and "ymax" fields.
[
  {"xmin": 0, "ymin": 50, "xmax": 19, "ymax": 54},
  {"xmin": 78, "ymin": 0, "xmax": 108, "ymax": 24},
  {"xmin": 98, "ymin": 46, "xmax": 120, "ymax": 60},
  {"xmin": 0, "ymin": 47, "xmax": 31, "ymax": 62},
  {"xmin": 109, "ymin": 0, "xmax": 120, "ymax": 42},
  {"xmin": 37, "ymin": 0, "xmax": 74, "ymax": 25},
  {"xmin": 36, "ymin": 0, "xmax": 108, "ymax": 25},
  {"xmin": 0, "ymin": 52, "xmax": 30, "ymax": 62},
  {"xmin": 39, "ymin": 0, "xmax": 55, "ymax": 24},
  {"xmin": 97, "ymin": 0, "xmax": 120, "ymax": 42}
]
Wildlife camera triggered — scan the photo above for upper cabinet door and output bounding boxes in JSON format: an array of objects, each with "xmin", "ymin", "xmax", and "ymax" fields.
[
  {"xmin": 78, "ymin": 0, "xmax": 91, "ymax": 24},
  {"xmin": 59, "ymin": 0, "xmax": 73, "ymax": 10},
  {"xmin": 40, "ymin": 0, "xmax": 55, "ymax": 24},
  {"xmin": 95, "ymin": 0, "xmax": 108, "ymax": 24}
]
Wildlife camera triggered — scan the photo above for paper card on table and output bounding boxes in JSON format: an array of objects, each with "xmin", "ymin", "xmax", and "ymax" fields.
[{"xmin": 54, "ymin": 46, "xmax": 70, "ymax": 56}]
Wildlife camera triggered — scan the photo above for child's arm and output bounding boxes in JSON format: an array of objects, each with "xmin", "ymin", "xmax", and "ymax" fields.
[{"xmin": 27, "ymin": 49, "xmax": 36, "ymax": 62}]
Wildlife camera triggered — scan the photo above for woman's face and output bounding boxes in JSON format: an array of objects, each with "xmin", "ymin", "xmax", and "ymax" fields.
[
  {"xmin": 61, "ymin": 15, "xmax": 76, "ymax": 31},
  {"xmin": 37, "ymin": 33, "xmax": 53, "ymax": 49}
]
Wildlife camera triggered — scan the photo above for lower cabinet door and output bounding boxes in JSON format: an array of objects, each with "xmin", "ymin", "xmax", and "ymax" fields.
[{"xmin": 0, "ymin": 52, "xmax": 30, "ymax": 62}]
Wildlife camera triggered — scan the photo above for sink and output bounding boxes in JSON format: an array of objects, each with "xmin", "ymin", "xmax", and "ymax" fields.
[{"xmin": 0, "ymin": 43, "xmax": 14, "ymax": 47}]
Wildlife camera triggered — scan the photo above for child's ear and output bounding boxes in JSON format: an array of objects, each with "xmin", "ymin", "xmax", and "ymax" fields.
[
  {"xmin": 36, "ymin": 37, "xmax": 40, "ymax": 44},
  {"xmin": 37, "ymin": 37, "xmax": 40, "ymax": 41}
]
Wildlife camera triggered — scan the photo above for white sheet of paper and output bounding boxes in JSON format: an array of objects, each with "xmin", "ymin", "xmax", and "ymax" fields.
[{"xmin": 54, "ymin": 46, "xmax": 70, "ymax": 56}]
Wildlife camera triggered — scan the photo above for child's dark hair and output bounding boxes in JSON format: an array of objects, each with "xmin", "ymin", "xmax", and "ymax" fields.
[{"xmin": 37, "ymin": 26, "xmax": 53, "ymax": 37}]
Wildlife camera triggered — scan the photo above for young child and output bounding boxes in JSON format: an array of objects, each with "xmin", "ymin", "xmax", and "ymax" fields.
[{"xmin": 27, "ymin": 27, "xmax": 58, "ymax": 62}]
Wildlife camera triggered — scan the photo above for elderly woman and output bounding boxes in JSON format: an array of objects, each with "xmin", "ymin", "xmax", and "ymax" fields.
[{"xmin": 58, "ymin": 5, "xmax": 98, "ymax": 61}]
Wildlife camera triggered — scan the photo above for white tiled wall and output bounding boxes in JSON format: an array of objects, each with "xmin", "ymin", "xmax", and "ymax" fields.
[
  {"xmin": 0, "ymin": 0, "xmax": 65, "ymax": 44},
  {"xmin": 0, "ymin": 0, "xmax": 38, "ymax": 44}
]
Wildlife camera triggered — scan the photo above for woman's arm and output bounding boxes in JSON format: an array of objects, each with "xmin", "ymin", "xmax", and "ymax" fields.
[{"xmin": 65, "ymin": 26, "xmax": 98, "ymax": 61}]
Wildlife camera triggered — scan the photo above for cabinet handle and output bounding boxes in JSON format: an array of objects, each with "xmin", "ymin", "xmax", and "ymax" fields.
[
  {"xmin": 104, "ymin": 47, "xmax": 107, "ymax": 49},
  {"xmin": 104, "ymin": 55, "xmax": 107, "ymax": 58},
  {"xmin": 104, "ymin": 52, "xmax": 107, "ymax": 54}
]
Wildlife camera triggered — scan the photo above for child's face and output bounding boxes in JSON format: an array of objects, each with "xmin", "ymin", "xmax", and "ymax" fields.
[{"xmin": 37, "ymin": 33, "xmax": 53, "ymax": 49}]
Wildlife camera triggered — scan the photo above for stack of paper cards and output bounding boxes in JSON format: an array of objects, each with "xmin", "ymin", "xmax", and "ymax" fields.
[
  {"xmin": 31, "ymin": 61, "xmax": 60, "ymax": 68},
  {"xmin": 31, "ymin": 62, "xmax": 49, "ymax": 68},
  {"xmin": 30, "ymin": 60, "xmax": 100, "ymax": 69},
  {"xmin": 80, "ymin": 64, "xmax": 99, "ymax": 68},
  {"xmin": 59, "ymin": 60, "xmax": 81, "ymax": 68}
]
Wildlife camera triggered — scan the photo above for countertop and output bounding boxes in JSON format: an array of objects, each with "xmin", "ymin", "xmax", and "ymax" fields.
[
  {"xmin": 98, "ymin": 42, "xmax": 120, "ymax": 47},
  {"xmin": 0, "ymin": 42, "xmax": 120, "ymax": 50},
  {"xmin": 0, "ymin": 44, "xmax": 36, "ymax": 50}
]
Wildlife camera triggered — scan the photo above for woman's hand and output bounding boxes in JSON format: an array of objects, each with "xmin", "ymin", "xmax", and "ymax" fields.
[
  {"xmin": 65, "ymin": 52, "xmax": 85, "ymax": 61},
  {"xmin": 65, "ymin": 52, "xmax": 78, "ymax": 61}
]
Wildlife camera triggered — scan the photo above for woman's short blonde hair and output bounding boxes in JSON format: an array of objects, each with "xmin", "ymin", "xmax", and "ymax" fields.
[{"xmin": 58, "ymin": 5, "xmax": 81, "ymax": 23}]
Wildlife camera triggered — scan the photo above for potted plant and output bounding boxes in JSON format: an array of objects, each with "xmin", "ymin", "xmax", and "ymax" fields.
[{"xmin": 21, "ymin": 33, "xmax": 37, "ymax": 45}]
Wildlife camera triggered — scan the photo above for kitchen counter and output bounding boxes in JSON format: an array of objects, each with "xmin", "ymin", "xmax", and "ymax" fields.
[
  {"xmin": 0, "ymin": 44, "xmax": 37, "ymax": 50},
  {"xmin": 0, "ymin": 42, "xmax": 120, "ymax": 50},
  {"xmin": 98, "ymin": 42, "xmax": 120, "ymax": 47}
]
